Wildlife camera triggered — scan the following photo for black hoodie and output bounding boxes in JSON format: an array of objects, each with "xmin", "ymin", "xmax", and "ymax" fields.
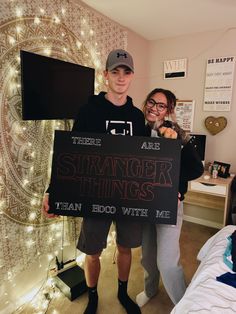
[{"xmin": 72, "ymin": 92, "xmax": 145, "ymax": 136}]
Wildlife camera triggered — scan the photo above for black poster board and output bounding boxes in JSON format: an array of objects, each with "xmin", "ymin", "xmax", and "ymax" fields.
[{"xmin": 49, "ymin": 131, "xmax": 181, "ymax": 224}]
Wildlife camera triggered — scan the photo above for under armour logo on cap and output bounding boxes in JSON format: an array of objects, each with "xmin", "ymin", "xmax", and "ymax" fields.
[
  {"xmin": 106, "ymin": 49, "xmax": 134, "ymax": 72},
  {"xmin": 117, "ymin": 52, "xmax": 127, "ymax": 58}
]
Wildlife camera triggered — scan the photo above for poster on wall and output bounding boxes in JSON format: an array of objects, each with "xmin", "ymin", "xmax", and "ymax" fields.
[
  {"xmin": 175, "ymin": 100, "xmax": 195, "ymax": 132},
  {"xmin": 203, "ymin": 56, "xmax": 235, "ymax": 111},
  {"xmin": 48, "ymin": 131, "xmax": 181, "ymax": 224},
  {"xmin": 164, "ymin": 58, "xmax": 187, "ymax": 79}
]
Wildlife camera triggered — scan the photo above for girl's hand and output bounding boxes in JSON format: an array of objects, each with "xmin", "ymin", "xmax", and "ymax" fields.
[{"xmin": 158, "ymin": 126, "xmax": 177, "ymax": 139}]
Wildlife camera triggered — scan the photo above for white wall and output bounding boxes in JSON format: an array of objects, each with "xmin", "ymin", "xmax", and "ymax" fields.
[{"xmin": 147, "ymin": 28, "xmax": 236, "ymax": 172}]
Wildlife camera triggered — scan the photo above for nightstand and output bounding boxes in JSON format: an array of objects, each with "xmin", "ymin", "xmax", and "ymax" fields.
[{"xmin": 184, "ymin": 171, "xmax": 233, "ymax": 228}]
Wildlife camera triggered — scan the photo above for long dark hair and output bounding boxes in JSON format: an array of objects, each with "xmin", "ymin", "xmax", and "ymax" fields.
[{"xmin": 143, "ymin": 88, "xmax": 177, "ymax": 114}]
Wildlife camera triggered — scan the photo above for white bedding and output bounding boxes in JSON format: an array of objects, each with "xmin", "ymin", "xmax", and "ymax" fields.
[{"xmin": 171, "ymin": 225, "xmax": 236, "ymax": 314}]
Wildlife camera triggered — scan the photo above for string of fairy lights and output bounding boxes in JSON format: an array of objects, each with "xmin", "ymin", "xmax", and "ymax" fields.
[
  {"xmin": 12, "ymin": 231, "xmax": 116, "ymax": 314},
  {"xmin": 0, "ymin": 0, "xmax": 126, "ymax": 312},
  {"xmin": 1, "ymin": 2, "xmax": 103, "ymax": 223}
]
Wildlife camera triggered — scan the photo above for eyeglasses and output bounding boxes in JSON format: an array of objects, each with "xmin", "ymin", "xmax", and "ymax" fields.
[{"xmin": 146, "ymin": 98, "xmax": 168, "ymax": 112}]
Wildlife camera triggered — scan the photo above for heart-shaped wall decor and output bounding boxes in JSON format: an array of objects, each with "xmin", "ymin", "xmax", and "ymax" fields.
[{"xmin": 204, "ymin": 116, "xmax": 227, "ymax": 135}]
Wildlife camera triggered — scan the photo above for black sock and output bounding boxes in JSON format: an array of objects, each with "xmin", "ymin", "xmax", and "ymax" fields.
[
  {"xmin": 84, "ymin": 286, "xmax": 98, "ymax": 314},
  {"xmin": 118, "ymin": 279, "xmax": 141, "ymax": 314}
]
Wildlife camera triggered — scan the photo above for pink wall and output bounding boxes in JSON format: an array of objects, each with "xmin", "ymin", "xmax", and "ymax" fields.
[
  {"xmin": 126, "ymin": 30, "xmax": 150, "ymax": 109},
  {"xmin": 147, "ymin": 29, "xmax": 236, "ymax": 172}
]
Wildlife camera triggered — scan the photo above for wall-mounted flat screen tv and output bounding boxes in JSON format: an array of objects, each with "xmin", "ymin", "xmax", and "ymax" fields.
[
  {"xmin": 190, "ymin": 134, "xmax": 206, "ymax": 161},
  {"xmin": 20, "ymin": 50, "xmax": 95, "ymax": 120}
]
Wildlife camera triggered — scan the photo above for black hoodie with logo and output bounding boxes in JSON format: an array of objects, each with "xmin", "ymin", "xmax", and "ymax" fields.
[{"xmin": 72, "ymin": 92, "xmax": 145, "ymax": 136}]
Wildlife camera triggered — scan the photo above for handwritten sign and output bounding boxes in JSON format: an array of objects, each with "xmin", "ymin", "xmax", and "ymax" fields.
[{"xmin": 49, "ymin": 131, "xmax": 181, "ymax": 224}]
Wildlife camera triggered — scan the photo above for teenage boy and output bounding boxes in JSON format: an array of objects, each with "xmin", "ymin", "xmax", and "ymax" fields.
[{"xmin": 42, "ymin": 49, "xmax": 145, "ymax": 314}]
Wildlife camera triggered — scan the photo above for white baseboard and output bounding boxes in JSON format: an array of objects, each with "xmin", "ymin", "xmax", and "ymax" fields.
[{"xmin": 183, "ymin": 215, "xmax": 222, "ymax": 229}]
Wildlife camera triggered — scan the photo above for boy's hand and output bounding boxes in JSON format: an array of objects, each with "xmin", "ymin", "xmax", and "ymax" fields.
[{"xmin": 41, "ymin": 194, "xmax": 59, "ymax": 218}]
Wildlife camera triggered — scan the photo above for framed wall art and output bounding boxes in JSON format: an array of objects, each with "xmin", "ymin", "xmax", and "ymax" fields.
[
  {"xmin": 164, "ymin": 58, "xmax": 187, "ymax": 79},
  {"xmin": 175, "ymin": 100, "xmax": 195, "ymax": 132}
]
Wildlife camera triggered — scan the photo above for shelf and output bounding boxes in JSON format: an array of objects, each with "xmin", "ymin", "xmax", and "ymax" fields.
[{"xmin": 184, "ymin": 191, "xmax": 225, "ymax": 211}]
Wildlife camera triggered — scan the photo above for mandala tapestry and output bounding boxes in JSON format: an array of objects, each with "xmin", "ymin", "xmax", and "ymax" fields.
[{"xmin": 0, "ymin": 0, "xmax": 127, "ymax": 282}]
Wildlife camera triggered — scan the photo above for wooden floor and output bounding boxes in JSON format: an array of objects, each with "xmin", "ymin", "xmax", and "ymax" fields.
[{"xmin": 18, "ymin": 221, "xmax": 218, "ymax": 314}]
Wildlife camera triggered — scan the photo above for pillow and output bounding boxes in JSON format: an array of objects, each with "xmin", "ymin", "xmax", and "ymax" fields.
[{"xmin": 197, "ymin": 225, "xmax": 236, "ymax": 262}]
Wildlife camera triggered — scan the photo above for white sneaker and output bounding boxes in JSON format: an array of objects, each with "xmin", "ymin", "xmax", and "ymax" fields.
[{"xmin": 136, "ymin": 291, "xmax": 151, "ymax": 307}]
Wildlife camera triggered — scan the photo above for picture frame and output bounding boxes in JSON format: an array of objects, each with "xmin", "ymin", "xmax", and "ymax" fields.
[
  {"xmin": 164, "ymin": 58, "xmax": 187, "ymax": 79},
  {"xmin": 175, "ymin": 100, "xmax": 195, "ymax": 132},
  {"xmin": 213, "ymin": 161, "xmax": 231, "ymax": 178}
]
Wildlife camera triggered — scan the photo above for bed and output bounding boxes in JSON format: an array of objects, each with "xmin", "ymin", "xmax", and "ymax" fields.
[{"xmin": 171, "ymin": 225, "xmax": 236, "ymax": 314}]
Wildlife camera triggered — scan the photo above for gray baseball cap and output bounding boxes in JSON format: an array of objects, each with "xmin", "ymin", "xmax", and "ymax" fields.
[{"xmin": 106, "ymin": 49, "xmax": 134, "ymax": 72}]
